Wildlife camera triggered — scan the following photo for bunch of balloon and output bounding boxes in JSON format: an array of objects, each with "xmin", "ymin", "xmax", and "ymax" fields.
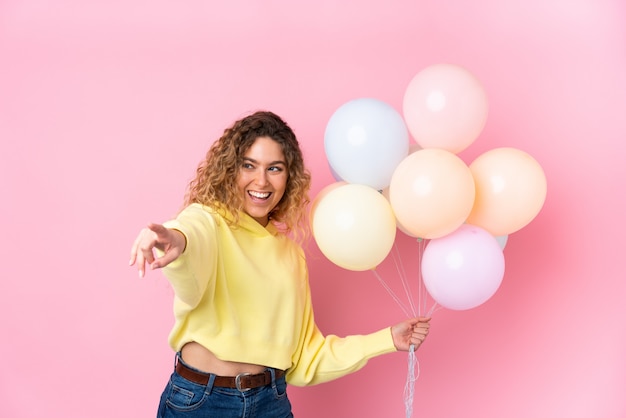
[{"xmin": 311, "ymin": 64, "xmax": 547, "ymax": 418}]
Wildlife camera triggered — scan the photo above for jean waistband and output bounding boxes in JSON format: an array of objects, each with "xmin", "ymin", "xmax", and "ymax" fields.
[{"xmin": 175, "ymin": 355, "xmax": 285, "ymax": 391}]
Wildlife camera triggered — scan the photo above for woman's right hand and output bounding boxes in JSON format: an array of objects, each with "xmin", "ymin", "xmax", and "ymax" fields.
[{"xmin": 129, "ymin": 223, "xmax": 186, "ymax": 277}]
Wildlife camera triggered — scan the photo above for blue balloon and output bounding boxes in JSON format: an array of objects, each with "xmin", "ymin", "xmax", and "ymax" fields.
[{"xmin": 324, "ymin": 98, "xmax": 409, "ymax": 190}]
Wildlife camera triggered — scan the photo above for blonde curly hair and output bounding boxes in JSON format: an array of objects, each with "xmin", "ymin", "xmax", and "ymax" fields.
[{"xmin": 184, "ymin": 111, "xmax": 311, "ymax": 238}]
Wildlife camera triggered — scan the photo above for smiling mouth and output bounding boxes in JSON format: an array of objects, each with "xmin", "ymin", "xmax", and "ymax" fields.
[{"xmin": 248, "ymin": 191, "xmax": 271, "ymax": 200}]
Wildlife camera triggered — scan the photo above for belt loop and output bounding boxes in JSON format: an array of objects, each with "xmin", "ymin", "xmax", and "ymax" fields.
[
  {"xmin": 204, "ymin": 373, "xmax": 216, "ymax": 395},
  {"xmin": 269, "ymin": 368, "xmax": 277, "ymax": 390},
  {"xmin": 174, "ymin": 352, "xmax": 181, "ymax": 370}
]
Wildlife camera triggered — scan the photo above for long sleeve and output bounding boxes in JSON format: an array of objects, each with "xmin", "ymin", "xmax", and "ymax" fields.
[
  {"xmin": 286, "ymin": 271, "xmax": 397, "ymax": 386},
  {"xmin": 159, "ymin": 205, "xmax": 219, "ymax": 308}
]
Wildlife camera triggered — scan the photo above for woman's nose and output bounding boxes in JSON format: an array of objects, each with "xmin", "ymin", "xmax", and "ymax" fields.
[{"xmin": 254, "ymin": 169, "xmax": 269, "ymax": 185}]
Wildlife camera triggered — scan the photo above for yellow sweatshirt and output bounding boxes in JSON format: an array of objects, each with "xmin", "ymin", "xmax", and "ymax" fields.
[{"xmin": 161, "ymin": 203, "xmax": 396, "ymax": 386}]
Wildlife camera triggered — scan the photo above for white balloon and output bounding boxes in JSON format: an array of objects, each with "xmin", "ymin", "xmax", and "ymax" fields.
[{"xmin": 324, "ymin": 98, "xmax": 409, "ymax": 190}]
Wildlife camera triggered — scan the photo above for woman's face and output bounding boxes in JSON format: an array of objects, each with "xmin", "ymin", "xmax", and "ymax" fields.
[{"xmin": 237, "ymin": 136, "xmax": 288, "ymax": 226}]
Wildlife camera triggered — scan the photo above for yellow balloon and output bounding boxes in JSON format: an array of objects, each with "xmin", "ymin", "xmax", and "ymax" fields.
[
  {"xmin": 309, "ymin": 181, "xmax": 347, "ymax": 229},
  {"xmin": 312, "ymin": 184, "xmax": 396, "ymax": 271},
  {"xmin": 467, "ymin": 147, "xmax": 547, "ymax": 235},
  {"xmin": 389, "ymin": 149, "xmax": 475, "ymax": 239}
]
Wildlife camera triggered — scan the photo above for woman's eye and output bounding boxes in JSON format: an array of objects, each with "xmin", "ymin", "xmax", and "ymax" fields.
[
  {"xmin": 268, "ymin": 166, "xmax": 282, "ymax": 172},
  {"xmin": 242, "ymin": 163, "xmax": 254, "ymax": 169}
]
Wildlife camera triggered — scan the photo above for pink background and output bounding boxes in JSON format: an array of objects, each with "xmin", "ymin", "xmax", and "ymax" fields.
[{"xmin": 1, "ymin": 1, "xmax": 625, "ymax": 417}]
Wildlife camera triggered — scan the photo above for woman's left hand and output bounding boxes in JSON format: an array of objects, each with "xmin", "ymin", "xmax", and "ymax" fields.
[{"xmin": 391, "ymin": 317, "xmax": 431, "ymax": 351}]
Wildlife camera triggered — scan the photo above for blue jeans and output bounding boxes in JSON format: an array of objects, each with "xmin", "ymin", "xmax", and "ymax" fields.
[{"xmin": 157, "ymin": 356, "xmax": 294, "ymax": 418}]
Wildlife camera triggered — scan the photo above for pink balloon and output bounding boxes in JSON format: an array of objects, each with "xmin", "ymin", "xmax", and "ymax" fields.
[
  {"xmin": 421, "ymin": 224, "xmax": 505, "ymax": 310},
  {"xmin": 403, "ymin": 64, "xmax": 488, "ymax": 154}
]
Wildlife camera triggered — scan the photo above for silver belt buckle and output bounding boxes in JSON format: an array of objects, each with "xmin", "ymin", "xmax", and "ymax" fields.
[{"xmin": 235, "ymin": 372, "xmax": 252, "ymax": 392}]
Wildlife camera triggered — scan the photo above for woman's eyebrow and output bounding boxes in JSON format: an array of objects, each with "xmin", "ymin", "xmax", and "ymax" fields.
[{"xmin": 243, "ymin": 157, "xmax": 286, "ymax": 166}]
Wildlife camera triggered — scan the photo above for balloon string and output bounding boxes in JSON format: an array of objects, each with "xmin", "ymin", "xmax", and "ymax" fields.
[
  {"xmin": 404, "ymin": 240, "xmax": 431, "ymax": 418},
  {"xmin": 371, "ymin": 269, "xmax": 412, "ymax": 318},
  {"xmin": 427, "ymin": 301, "xmax": 441, "ymax": 317},
  {"xmin": 392, "ymin": 242, "xmax": 417, "ymax": 316},
  {"xmin": 417, "ymin": 238, "xmax": 426, "ymax": 317},
  {"xmin": 402, "ymin": 240, "xmax": 439, "ymax": 418},
  {"xmin": 404, "ymin": 344, "xmax": 420, "ymax": 418},
  {"xmin": 375, "ymin": 238, "xmax": 437, "ymax": 417}
]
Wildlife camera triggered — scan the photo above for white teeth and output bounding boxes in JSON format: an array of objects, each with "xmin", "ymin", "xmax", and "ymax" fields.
[{"xmin": 249, "ymin": 191, "xmax": 270, "ymax": 199}]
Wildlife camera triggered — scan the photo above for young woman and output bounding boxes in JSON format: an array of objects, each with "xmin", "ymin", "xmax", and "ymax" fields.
[{"xmin": 129, "ymin": 111, "xmax": 430, "ymax": 418}]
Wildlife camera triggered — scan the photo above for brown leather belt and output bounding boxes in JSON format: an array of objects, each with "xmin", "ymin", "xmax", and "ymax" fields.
[{"xmin": 175, "ymin": 360, "xmax": 285, "ymax": 391}]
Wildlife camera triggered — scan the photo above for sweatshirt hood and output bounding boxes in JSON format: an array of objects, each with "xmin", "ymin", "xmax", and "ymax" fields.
[{"xmin": 201, "ymin": 203, "xmax": 279, "ymax": 237}]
